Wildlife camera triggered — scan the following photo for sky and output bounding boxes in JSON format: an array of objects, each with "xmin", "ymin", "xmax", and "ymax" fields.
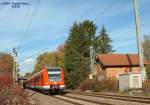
[{"xmin": 0, "ymin": 0, "xmax": 150, "ymax": 75}]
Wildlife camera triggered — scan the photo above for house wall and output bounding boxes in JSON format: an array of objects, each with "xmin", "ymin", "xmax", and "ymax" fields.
[
  {"xmin": 106, "ymin": 67, "xmax": 124, "ymax": 78},
  {"xmin": 96, "ymin": 64, "xmax": 141, "ymax": 79},
  {"xmin": 106, "ymin": 67, "xmax": 140, "ymax": 78}
]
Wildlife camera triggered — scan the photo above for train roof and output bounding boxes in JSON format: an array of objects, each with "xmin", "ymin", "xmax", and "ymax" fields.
[
  {"xmin": 27, "ymin": 68, "xmax": 45, "ymax": 81},
  {"xmin": 26, "ymin": 67, "xmax": 63, "ymax": 81},
  {"xmin": 46, "ymin": 66, "xmax": 61, "ymax": 69}
]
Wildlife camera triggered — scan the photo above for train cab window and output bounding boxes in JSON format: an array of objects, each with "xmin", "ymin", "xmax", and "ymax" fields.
[
  {"xmin": 48, "ymin": 68, "xmax": 61, "ymax": 82},
  {"xmin": 48, "ymin": 74, "xmax": 61, "ymax": 82}
]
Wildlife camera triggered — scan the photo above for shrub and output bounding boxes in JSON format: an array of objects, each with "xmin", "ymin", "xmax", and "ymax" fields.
[
  {"xmin": 78, "ymin": 79, "xmax": 92, "ymax": 91},
  {"xmin": 79, "ymin": 77, "xmax": 118, "ymax": 92},
  {"xmin": 143, "ymin": 80, "xmax": 150, "ymax": 93},
  {"xmin": 0, "ymin": 75, "xmax": 30, "ymax": 105},
  {"xmin": 91, "ymin": 78, "xmax": 118, "ymax": 92}
]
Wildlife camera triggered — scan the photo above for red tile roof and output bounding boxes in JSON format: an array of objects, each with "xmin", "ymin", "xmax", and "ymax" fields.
[{"xmin": 96, "ymin": 54, "xmax": 149, "ymax": 67}]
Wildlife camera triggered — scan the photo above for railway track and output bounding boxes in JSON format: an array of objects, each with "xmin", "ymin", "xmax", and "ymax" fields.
[
  {"xmin": 52, "ymin": 95, "xmax": 83, "ymax": 105},
  {"xmin": 27, "ymin": 89, "xmax": 113, "ymax": 105},
  {"xmin": 70, "ymin": 91, "xmax": 150, "ymax": 104},
  {"xmin": 28, "ymin": 89, "xmax": 150, "ymax": 105},
  {"xmin": 54, "ymin": 95, "xmax": 114, "ymax": 105}
]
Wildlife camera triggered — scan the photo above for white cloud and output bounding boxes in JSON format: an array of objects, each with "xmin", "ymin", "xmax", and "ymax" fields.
[{"xmin": 24, "ymin": 58, "xmax": 34, "ymax": 64}]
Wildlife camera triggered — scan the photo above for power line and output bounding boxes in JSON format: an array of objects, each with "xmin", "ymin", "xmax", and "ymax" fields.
[
  {"xmin": 79, "ymin": 0, "xmax": 105, "ymax": 20},
  {"xmin": 20, "ymin": 41, "xmax": 77, "ymax": 65},
  {"xmin": 17, "ymin": 0, "xmax": 41, "ymax": 49},
  {"xmin": 21, "ymin": 40, "xmax": 136, "ymax": 72},
  {"xmin": 77, "ymin": 0, "xmax": 116, "ymax": 24},
  {"xmin": 21, "ymin": 0, "xmax": 118, "ymax": 75},
  {"xmin": 19, "ymin": 30, "xmax": 64, "ymax": 64},
  {"xmin": 19, "ymin": 47, "xmax": 48, "ymax": 64},
  {"xmin": 16, "ymin": 0, "xmax": 32, "ymax": 48},
  {"xmin": 109, "ymin": 17, "xmax": 149, "ymax": 39},
  {"xmin": 113, "ymin": 37, "xmax": 136, "ymax": 43},
  {"xmin": 20, "ymin": 30, "xmax": 137, "ymax": 63},
  {"xmin": 114, "ymin": 41, "xmax": 137, "ymax": 49},
  {"xmin": 18, "ymin": 28, "xmax": 67, "ymax": 71},
  {"xmin": 93, "ymin": 0, "xmax": 117, "ymax": 22}
]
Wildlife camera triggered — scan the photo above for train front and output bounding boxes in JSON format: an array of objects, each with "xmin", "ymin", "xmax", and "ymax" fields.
[{"xmin": 45, "ymin": 67, "xmax": 65, "ymax": 93}]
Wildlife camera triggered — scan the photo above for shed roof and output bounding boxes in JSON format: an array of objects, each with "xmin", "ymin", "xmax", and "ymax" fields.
[{"xmin": 96, "ymin": 54, "xmax": 149, "ymax": 67}]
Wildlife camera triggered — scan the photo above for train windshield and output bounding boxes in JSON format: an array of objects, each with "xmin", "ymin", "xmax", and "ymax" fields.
[{"xmin": 48, "ymin": 69, "xmax": 61, "ymax": 82}]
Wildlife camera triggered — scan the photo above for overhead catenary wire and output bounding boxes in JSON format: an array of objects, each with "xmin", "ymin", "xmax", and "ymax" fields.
[
  {"xmin": 76, "ymin": 0, "xmax": 117, "ymax": 24},
  {"xmin": 79, "ymin": 0, "xmax": 108, "ymax": 20},
  {"xmin": 21, "ymin": 49, "xmax": 91, "ymax": 74},
  {"xmin": 93, "ymin": 0, "xmax": 117, "ymax": 23},
  {"xmin": 20, "ymin": 0, "xmax": 147, "ymax": 74},
  {"xmin": 18, "ymin": 28, "xmax": 66, "ymax": 64},
  {"xmin": 20, "ymin": 0, "xmax": 121, "ymax": 75},
  {"xmin": 21, "ymin": 35, "xmax": 136, "ymax": 66},
  {"xmin": 114, "ymin": 41, "xmax": 137, "ymax": 49},
  {"xmin": 17, "ymin": 0, "xmax": 41, "ymax": 49},
  {"xmin": 0, "ymin": 1, "xmax": 32, "ymax": 53},
  {"xmin": 20, "ymin": 0, "xmax": 125, "ymax": 54},
  {"xmin": 19, "ymin": 47, "xmax": 49, "ymax": 64},
  {"xmin": 92, "ymin": 0, "xmax": 137, "ymax": 52},
  {"xmin": 20, "ymin": 27, "xmax": 137, "ymax": 66},
  {"xmin": 78, "ymin": 0, "xmax": 131, "ymax": 52},
  {"xmin": 16, "ymin": 0, "xmax": 32, "ymax": 49}
]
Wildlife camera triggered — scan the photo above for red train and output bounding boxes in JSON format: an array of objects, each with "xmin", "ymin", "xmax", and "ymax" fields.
[{"xmin": 24, "ymin": 67, "xmax": 65, "ymax": 93}]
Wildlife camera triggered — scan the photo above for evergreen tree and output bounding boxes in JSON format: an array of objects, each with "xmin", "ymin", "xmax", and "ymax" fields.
[
  {"xmin": 64, "ymin": 20, "xmax": 97, "ymax": 88},
  {"xmin": 96, "ymin": 25, "xmax": 114, "ymax": 53},
  {"xmin": 143, "ymin": 35, "xmax": 150, "ymax": 61},
  {"xmin": 143, "ymin": 35, "xmax": 150, "ymax": 79}
]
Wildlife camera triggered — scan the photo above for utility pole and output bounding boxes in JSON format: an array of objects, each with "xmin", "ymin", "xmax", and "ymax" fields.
[
  {"xmin": 13, "ymin": 48, "xmax": 18, "ymax": 83},
  {"xmin": 90, "ymin": 46, "xmax": 96, "ymax": 79},
  {"xmin": 133, "ymin": 0, "xmax": 146, "ymax": 80},
  {"xmin": 12, "ymin": 59, "xmax": 16, "ymax": 82}
]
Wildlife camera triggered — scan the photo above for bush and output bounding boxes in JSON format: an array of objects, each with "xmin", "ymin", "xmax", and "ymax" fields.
[
  {"xmin": 91, "ymin": 78, "xmax": 118, "ymax": 92},
  {"xmin": 78, "ymin": 79, "xmax": 92, "ymax": 91},
  {"xmin": 79, "ymin": 78, "xmax": 118, "ymax": 92},
  {"xmin": 0, "ymin": 75, "xmax": 30, "ymax": 105},
  {"xmin": 143, "ymin": 80, "xmax": 150, "ymax": 93},
  {"xmin": 146, "ymin": 65, "xmax": 150, "ymax": 79}
]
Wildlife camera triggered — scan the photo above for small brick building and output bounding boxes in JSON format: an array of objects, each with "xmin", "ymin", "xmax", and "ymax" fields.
[{"xmin": 95, "ymin": 54, "xmax": 149, "ymax": 80}]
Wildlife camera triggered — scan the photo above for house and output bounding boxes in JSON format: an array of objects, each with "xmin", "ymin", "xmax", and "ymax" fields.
[{"xmin": 95, "ymin": 54, "xmax": 149, "ymax": 79}]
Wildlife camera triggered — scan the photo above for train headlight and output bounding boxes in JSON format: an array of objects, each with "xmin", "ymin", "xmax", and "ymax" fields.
[{"xmin": 45, "ymin": 83, "xmax": 49, "ymax": 85}]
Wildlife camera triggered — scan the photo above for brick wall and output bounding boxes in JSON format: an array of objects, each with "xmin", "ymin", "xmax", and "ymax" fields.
[
  {"xmin": 106, "ymin": 67, "xmax": 140, "ymax": 78},
  {"xmin": 96, "ymin": 64, "xmax": 141, "ymax": 79}
]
